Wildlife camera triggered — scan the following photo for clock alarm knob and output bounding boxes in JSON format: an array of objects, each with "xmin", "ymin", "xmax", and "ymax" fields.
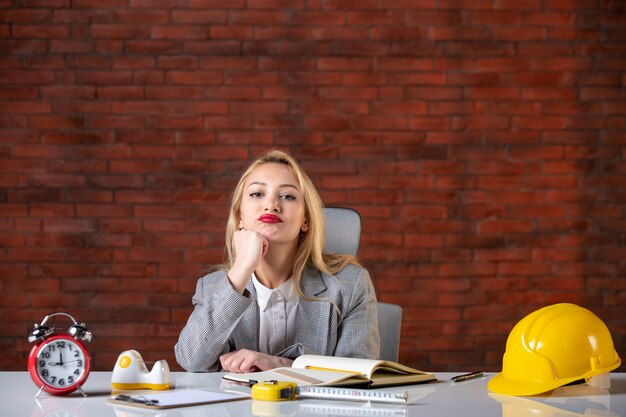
[
  {"xmin": 28, "ymin": 323, "xmax": 54, "ymax": 343},
  {"xmin": 68, "ymin": 323, "xmax": 92, "ymax": 342}
]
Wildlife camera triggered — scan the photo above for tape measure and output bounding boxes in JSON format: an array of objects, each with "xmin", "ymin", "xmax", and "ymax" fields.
[{"xmin": 251, "ymin": 380, "xmax": 297, "ymax": 401}]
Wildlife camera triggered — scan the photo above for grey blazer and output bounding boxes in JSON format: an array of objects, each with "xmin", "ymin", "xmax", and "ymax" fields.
[{"xmin": 175, "ymin": 264, "xmax": 380, "ymax": 372}]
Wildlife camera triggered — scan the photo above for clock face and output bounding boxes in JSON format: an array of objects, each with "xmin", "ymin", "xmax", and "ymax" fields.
[{"xmin": 29, "ymin": 334, "xmax": 90, "ymax": 395}]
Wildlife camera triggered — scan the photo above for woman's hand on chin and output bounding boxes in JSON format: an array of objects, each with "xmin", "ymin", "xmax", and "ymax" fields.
[{"xmin": 228, "ymin": 229, "xmax": 268, "ymax": 293}]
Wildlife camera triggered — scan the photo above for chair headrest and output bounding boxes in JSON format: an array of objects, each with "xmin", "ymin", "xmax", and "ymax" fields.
[{"xmin": 323, "ymin": 207, "xmax": 361, "ymax": 256}]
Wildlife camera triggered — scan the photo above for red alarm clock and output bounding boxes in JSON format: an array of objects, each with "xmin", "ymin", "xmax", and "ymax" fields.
[{"xmin": 27, "ymin": 312, "xmax": 92, "ymax": 396}]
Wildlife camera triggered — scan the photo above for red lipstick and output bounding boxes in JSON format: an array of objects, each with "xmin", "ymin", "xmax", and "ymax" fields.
[{"xmin": 259, "ymin": 214, "xmax": 282, "ymax": 223}]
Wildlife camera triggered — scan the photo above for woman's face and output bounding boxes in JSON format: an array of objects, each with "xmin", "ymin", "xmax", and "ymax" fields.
[{"xmin": 238, "ymin": 163, "xmax": 308, "ymax": 244}]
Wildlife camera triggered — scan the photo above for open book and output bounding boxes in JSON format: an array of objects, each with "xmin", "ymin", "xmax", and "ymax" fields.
[{"xmin": 222, "ymin": 354, "xmax": 436, "ymax": 388}]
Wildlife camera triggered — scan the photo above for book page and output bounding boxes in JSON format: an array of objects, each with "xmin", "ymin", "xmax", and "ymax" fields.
[
  {"xmin": 222, "ymin": 367, "xmax": 367, "ymax": 387},
  {"xmin": 368, "ymin": 371, "xmax": 436, "ymax": 387},
  {"xmin": 292, "ymin": 355, "xmax": 382, "ymax": 378},
  {"xmin": 374, "ymin": 363, "xmax": 433, "ymax": 375},
  {"xmin": 292, "ymin": 355, "xmax": 433, "ymax": 380}
]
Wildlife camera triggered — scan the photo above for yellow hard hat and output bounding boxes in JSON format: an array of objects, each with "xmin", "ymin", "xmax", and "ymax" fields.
[{"xmin": 488, "ymin": 303, "xmax": 621, "ymax": 396}]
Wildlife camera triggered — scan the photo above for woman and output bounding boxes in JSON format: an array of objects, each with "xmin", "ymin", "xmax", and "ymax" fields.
[{"xmin": 175, "ymin": 150, "xmax": 380, "ymax": 373}]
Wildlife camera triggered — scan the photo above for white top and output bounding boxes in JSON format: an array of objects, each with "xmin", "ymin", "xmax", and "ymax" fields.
[{"xmin": 252, "ymin": 273, "xmax": 299, "ymax": 355}]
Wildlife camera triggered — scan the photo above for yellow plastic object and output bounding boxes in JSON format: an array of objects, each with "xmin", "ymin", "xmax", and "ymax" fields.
[
  {"xmin": 111, "ymin": 350, "xmax": 171, "ymax": 390},
  {"xmin": 488, "ymin": 303, "xmax": 621, "ymax": 396},
  {"xmin": 251, "ymin": 381, "xmax": 297, "ymax": 401},
  {"xmin": 111, "ymin": 381, "xmax": 171, "ymax": 390}
]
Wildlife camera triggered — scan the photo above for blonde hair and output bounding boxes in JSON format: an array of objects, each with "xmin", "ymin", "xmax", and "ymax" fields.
[{"xmin": 222, "ymin": 150, "xmax": 360, "ymax": 298}]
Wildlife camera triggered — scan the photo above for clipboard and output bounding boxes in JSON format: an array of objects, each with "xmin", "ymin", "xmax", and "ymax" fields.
[{"xmin": 107, "ymin": 389, "xmax": 250, "ymax": 410}]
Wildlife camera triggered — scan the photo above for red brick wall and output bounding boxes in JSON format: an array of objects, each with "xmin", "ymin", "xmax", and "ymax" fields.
[{"xmin": 1, "ymin": 1, "xmax": 624, "ymax": 373}]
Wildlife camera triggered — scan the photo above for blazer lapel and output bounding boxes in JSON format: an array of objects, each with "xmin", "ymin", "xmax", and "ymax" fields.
[{"xmin": 294, "ymin": 267, "xmax": 332, "ymax": 355}]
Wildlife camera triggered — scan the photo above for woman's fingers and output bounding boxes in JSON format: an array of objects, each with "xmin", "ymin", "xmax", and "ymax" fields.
[{"xmin": 219, "ymin": 349, "xmax": 259, "ymax": 373}]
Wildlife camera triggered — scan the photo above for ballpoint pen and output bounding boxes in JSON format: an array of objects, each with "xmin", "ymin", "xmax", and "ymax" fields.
[
  {"xmin": 451, "ymin": 371, "xmax": 485, "ymax": 383},
  {"xmin": 114, "ymin": 394, "xmax": 159, "ymax": 406}
]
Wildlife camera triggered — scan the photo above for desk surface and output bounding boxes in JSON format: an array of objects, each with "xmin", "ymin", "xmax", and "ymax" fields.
[{"xmin": 2, "ymin": 371, "xmax": 625, "ymax": 417}]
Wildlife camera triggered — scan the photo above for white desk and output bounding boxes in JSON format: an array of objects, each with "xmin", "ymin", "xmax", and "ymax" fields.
[{"xmin": 2, "ymin": 371, "xmax": 625, "ymax": 417}]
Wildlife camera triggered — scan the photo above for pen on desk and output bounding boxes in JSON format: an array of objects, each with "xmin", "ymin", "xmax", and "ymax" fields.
[
  {"xmin": 115, "ymin": 394, "xmax": 159, "ymax": 406},
  {"xmin": 451, "ymin": 371, "xmax": 485, "ymax": 383}
]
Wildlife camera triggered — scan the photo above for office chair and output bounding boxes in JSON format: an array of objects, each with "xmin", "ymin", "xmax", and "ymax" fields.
[{"xmin": 323, "ymin": 207, "xmax": 403, "ymax": 362}]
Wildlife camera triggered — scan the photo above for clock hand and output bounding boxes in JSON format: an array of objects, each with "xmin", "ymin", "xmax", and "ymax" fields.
[{"xmin": 59, "ymin": 352, "xmax": 64, "ymax": 366}]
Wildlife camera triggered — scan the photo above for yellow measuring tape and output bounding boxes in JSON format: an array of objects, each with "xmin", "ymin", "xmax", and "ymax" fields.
[{"xmin": 251, "ymin": 380, "xmax": 297, "ymax": 401}]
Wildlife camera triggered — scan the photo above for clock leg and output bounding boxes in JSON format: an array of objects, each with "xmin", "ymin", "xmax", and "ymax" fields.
[
  {"xmin": 35, "ymin": 385, "xmax": 45, "ymax": 398},
  {"xmin": 76, "ymin": 384, "xmax": 88, "ymax": 397}
]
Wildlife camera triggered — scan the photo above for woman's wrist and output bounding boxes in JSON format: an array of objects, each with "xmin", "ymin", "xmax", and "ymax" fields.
[
  {"xmin": 227, "ymin": 264, "xmax": 253, "ymax": 294},
  {"xmin": 278, "ymin": 356, "xmax": 294, "ymax": 367}
]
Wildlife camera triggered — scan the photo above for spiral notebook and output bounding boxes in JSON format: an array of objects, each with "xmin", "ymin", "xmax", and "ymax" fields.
[{"xmin": 107, "ymin": 389, "xmax": 250, "ymax": 410}]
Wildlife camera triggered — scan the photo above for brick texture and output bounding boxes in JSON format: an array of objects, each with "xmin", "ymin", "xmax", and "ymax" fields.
[{"xmin": 1, "ymin": 2, "xmax": 625, "ymax": 373}]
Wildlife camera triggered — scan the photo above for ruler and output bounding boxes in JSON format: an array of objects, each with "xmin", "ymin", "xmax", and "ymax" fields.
[{"xmin": 297, "ymin": 386, "xmax": 409, "ymax": 404}]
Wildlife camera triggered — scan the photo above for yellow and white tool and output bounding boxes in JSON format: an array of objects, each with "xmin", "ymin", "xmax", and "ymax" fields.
[
  {"xmin": 251, "ymin": 380, "xmax": 297, "ymax": 401},
  {"xmin": 111, "ymin": 349, "xmax": 171, "ymax": 390}
]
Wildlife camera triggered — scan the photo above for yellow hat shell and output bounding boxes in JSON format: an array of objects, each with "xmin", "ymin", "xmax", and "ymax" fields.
[{"xmin": 488, "ymin": 303, "xmax": 621, "ymax": 396}]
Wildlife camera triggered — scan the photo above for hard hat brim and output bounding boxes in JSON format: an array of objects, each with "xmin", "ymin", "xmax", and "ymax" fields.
[
  {"xmin": 488, "ymin": 373, "xmax": 581, "ymax": 396},
  {"xmin": 488, "ymin": 358, "xmax": 622, "ymax": 396}
]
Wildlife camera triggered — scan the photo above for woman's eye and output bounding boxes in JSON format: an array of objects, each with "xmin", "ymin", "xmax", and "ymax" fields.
[
  {"xmin": 249, "ymin": 192, "xmax": 262, "ymax": 198},
  {"xmin": 281, "ymin": 194, "xmax": 296, "ymax": 201}
]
